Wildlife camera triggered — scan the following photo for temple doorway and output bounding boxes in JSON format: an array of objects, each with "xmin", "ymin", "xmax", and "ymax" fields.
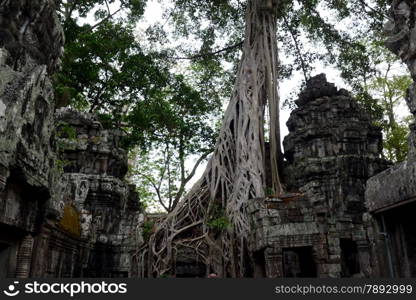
[
  {"xmin": 282, "ymin": 246, "xmax": 317, "ymax": 277},
  {"xmin": 340, "ymin": 239, "xmax": 360, "ymax": 277}
]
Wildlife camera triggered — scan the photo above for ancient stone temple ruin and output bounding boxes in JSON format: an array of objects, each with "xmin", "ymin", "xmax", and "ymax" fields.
[
  {"xmin": 0, "ymin": 0, "xmax": 141, "ymax": 278},
  {"xmin": 30, "ymin": 109, "xmax": 142, "ymax": 278},
  {"xmin": 247, "ymin": 74, "xmax": 389, "ymax": 278},
  {"xmin": 1, "ymin": 0, "xmax": 416, "ymax": 279},
  {"xmin": 1, "ymin": 106, "xmax": 142, "ymax": 277}
]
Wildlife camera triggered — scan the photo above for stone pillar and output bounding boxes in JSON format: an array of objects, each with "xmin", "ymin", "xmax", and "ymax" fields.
[
  {"xmin": 356, "ymin": 240, "xmax": 372, "ymax": 277},
  {"xmin": 15, "ymin": 235, "xmax": 34, "ymax": 278},
  {"xmin": 30, "ymin": 221, "xmax": 53, "ymax": 277},
  {"xmin": 264, "ymin": 247, "xmax": 282, "ymax": 277},
  {"xmin": 326, "ymin": 234, "xmax": 341, "ymax": 278},
  {"xmin": 313, "ymin": 236, "xmax": 328, "ymax": 278}
]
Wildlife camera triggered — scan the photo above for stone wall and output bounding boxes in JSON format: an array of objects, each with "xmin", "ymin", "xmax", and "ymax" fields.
[
  {"xmin": 248, "ymin": 74, "xmax": 388, "ymax": 278},
  {"xmin": 0, "ymin": 0, "xmax": 64, "ymax": 278},
  {"xmin": 26, "ymin": 109, "xmax": 142, "ymax": 278},
  {"xmin": 0, "ymin": 0, "xmax": 141, "ymax": 278}
]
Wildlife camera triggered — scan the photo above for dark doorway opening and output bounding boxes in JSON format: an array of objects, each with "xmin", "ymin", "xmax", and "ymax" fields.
[
  {"xmin": 381, "ymin": 201, "xmax": 416, "ymax": 277},
  {"xmin": 340, "ymin": 239, "xmax": 360, "ymax": 277},
  {"xmin": 0, "ymin": 243, "xmax": 11, "ymax": 278},
  {"xmin": 282, "ymin": 246, "xmax": 317, "ymax": 277},
  {"xmin": 252, "ymin": 250, "xmax": 266, "ymax": 278}
]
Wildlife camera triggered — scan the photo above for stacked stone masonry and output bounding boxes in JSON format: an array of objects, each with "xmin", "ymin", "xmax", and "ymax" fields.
[
  {"xmin": 32, "ymin": 109, "xmax": 142, "ymax": 278},
  {"xmin": 0, "ymin": 0, "xmax": 141, "ymax": 278},
  {"xmin": 0, "ymin": 0, "xmax": 64, "ymax": 278},
  {"xmin": 2, "ymin": 0, "xmax": 416, "ymax": 279}
]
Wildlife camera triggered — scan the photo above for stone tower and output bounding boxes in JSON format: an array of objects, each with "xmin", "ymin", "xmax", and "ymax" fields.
[{"xmin": 248, "ymin": 74, "xmax": 388, "ymax": 278}]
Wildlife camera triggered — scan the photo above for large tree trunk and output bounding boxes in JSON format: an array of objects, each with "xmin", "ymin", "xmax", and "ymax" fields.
[{"xmin": 137, "ymin": 0, "xmax": 282, "ymax": 277}]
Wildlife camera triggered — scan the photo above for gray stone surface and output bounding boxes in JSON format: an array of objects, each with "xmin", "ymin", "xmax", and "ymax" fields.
[
  {"xmin": 0, "ymin": 0, "xmax": 64, "ymax": 73},
  {"xmin": 0, "ymin": 0, "xmax": 63, "ymax": 233},
  {"xmin": 30, "ymin": 109, "xmax": 142, "ymax": 278},
  {"xmin": 366, "ymin": 160, "xmax": 416, "ymax": 212},
  {"xmin": 55, "ymin": 109, "xmax": 128, "ymax": 178},
  {"xmin": 0, "ymin": 1, "xmax": 141, "ymax": 278}
]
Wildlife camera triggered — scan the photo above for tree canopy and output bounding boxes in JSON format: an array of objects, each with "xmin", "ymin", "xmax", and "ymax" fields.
[{"xmin": 53, "ymin": 0, "xmax": 412, "ymax": 211}]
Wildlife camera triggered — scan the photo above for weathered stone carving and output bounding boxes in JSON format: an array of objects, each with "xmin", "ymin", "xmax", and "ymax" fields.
[
  {"xmin": 0, "ymin": 0, "xmax": 64, "ymax": 278},
  {"xmin": 0, "ymin": 1, "xmax": 141, "ymax": 278},
  {"xmin": 248, "ymin": 74, "xmax": 388, "ymax": 278},
  {"xmin": 30, "ymin": 109, "xmax": 142, "ymax": 278}
]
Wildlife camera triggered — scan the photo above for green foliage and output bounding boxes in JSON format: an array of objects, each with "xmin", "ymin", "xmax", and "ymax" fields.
[
  {"xmin": 56, "ymin": 121, "xmax": 77, "ymax": 154},
  {"xmin": 125, "ymin": 73, "xmax": 218, "ymax": 152},
  {"xmin": 129, "ymin": 140, "xmax": 211, "ymax": 212},
  {"xmin": 55, "ymin": 158, "xmax": 69, "ymax": 173},
  {"xmin": 142, "ymin": 220, "xmax": 154, "ymax": 242},
  {"xmin": 56, "ymin": 0, "xmax": 221, "ymax": 151},
  {"xmin": 56, "ymin": 19, "xmax": 169, "ymax": 117},
  {"xmin": 207, "ymin": 216, "xmax": 230, "ymax": 232},
  {"xmin": 356, "ymin": 42, "xmax": 413, "ymax": 162},
  {"xmin": 384, "ymin": 123, "xmax": 409, "ymax": 163},
  {"xmin": 265, "ymin": 186, "xmax": 274, "ymax": 196},
  {"xmin": 55, "ymin": 0, "xmax": 146, "ymax": 22},
  {"xmin": 55, "ymin": 121, "xmax": 77, "ymax": 173},
  {"xmin": 53, "ymin": 0, "xmax": 411, "ymax": 212},
  {"xmin": 130, "ymin": 149, "xmax": 180, "ymax": 212},
  {"xmin": 157, "ymin": 0, "xmax": 391, "ymax": 110},
  {"xmin": 207, "ymin": 205, "xmax": 230, "ymax": 232},
  {"xmin": 56, "ymin": 121, "xmax": 77, "ymax": 140}
]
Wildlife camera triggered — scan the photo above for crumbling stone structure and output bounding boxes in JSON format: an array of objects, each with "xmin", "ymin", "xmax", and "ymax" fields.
[
  {"xmin": 0, "ymin": 0, "xmax": 64, "ymax": 278},
  {"xmin": 364, "ymin": 0, "xmax": 416, "ymax": 278},
  {"xmin": 0, "ymin": 0, "xmax": 141, "ymax": 278},
  {"xmin": 248, "ymin": 74, "xmax": 388, "ymax": 278},
  {"xmin": 29, "ymin": 109, "xmax": 142, "ymax": 278}
]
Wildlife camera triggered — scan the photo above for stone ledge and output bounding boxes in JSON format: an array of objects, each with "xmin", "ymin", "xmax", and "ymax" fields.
[{"xmin": 365, "ymin": 160, "xmax": 416, "ymax": 212}]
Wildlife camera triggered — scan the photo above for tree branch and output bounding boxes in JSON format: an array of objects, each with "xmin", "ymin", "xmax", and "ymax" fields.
[
  {"xmin": 140, "ymin": 173, "xmax": 169, "ymax": 212},
  {"xmin": 356, "ymin": 0, "xmax": 391, "ymax": 20},
  {"xmin": 170, "ymin": 41, "xmax": 244, "ymax": 60},
  {"xmin": 171, "ymin": 150, "xmax": 211, "ymax": 212},
  {"xmin": 104, "ymin": 0, "xmax": 111, "ymax": 15},
  {"xmin": 90, "ymin": 7, "xmax": 122, "ymax": 30},
  {"xmin": 184, "ymin": 151, "xmax": 211, "ymax": 184},
  {"xmin": 282, "ymin": 15, "xmax": 309, "ymax": 82}
]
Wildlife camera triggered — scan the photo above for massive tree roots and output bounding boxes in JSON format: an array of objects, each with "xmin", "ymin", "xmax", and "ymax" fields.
[{"xmin": 135, "ymin": 0, "xmax": 283, "ymax": 278}]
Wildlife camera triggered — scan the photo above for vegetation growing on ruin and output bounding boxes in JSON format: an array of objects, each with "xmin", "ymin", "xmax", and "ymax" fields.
[{"xmin": 53, "ymin": 0, "xmax": 412, "ymax": 277}]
